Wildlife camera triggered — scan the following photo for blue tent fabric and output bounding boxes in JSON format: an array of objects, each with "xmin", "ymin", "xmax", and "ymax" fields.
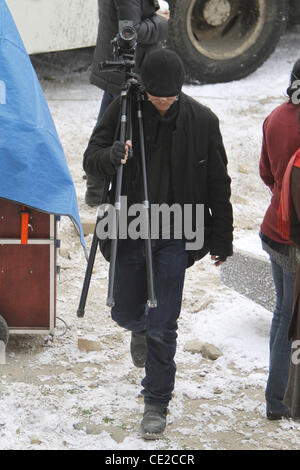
[{"xmin": 0, "ymin": 1, "xmax": 85, "ymax": 249}]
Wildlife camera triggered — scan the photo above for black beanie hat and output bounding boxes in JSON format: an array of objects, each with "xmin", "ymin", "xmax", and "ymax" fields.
[{"xmin": 141, "ymin": 48, "xmax": 185, "ymax": 97}]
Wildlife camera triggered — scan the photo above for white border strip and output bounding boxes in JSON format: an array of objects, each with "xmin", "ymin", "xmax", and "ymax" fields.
[
  {"xmin": 0, "ymin": 239, "xmax": 53, "ymax": 245},
  {"xmin": 8, "ymin": 329, "xmax": 52, "ymax": 335}
]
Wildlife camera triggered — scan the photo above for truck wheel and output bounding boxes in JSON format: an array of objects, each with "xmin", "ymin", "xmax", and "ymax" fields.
[
  {"xmin": 168, "ymin": 0, "xmax": 288, "ymax": 83},
  {"xmin": 0, "ymin": 315, "xmax": 9, "ymax": 345}
]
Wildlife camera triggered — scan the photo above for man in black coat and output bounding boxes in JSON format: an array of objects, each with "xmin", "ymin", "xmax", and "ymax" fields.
[
  {"xmin": 85, "ymin": 0, "xmax": 169, "ymax": 206},
  {"xmin": 84, "ymin": 49, "xmax": 233, "ymax": 439}
]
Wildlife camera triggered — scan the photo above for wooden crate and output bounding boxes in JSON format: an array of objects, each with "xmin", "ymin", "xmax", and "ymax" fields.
[{"xmin": 0, "ymin": 199, "xmax": 57, "ymax": 334}]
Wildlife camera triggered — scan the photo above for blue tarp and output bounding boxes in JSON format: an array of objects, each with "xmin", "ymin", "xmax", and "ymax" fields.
[{"xmin": 0, "ymin": 1, "xmax": 85, "ymax": 249}]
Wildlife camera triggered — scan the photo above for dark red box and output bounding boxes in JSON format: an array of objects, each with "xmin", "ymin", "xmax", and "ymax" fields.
[{"xmin": 0, "ymin": 199, "xmax": 57, "ymax": 334}]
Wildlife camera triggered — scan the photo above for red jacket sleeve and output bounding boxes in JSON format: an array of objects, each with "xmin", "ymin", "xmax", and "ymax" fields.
[{"xmin": 259, "ymin": 117, "xmax": 275, "ymax": 192}]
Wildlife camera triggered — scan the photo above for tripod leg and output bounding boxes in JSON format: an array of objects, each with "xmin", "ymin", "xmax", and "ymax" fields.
[
  {"xmin": 77, "ymin": 225, "xmax": 99, "ymax": 318},
  {"xmin": 106, "ymin": 90, "xmax": 128, "ymax": 307},
  {"xmin": 77, "ymin": 178, "xmax": 110, "ymax": 318},
  {"xmin": 137, "ymin": 97, "xmax": 157, "ymax": 308}
]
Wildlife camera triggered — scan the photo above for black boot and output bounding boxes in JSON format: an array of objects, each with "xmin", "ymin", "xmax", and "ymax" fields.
[
  {"xmin": 266, "ymin": 411, "xmax": 291, "ymax": 421},
  {"xmin": 130, "ymin": 331, "xmax": 146, "ymax": 368},
  {"xmin": 140, "ymin": 404, "xmax": 168, "ymax": 439}
]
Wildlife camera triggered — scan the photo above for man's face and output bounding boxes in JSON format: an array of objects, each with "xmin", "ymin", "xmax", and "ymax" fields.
[{"xmin": 146, "ymin": 93, "xmax": 178, "ymax": 115}]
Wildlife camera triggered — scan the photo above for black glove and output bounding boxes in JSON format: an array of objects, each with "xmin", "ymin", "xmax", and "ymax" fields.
[{"xmin": 110, "ymin": 141, "xmax": 126, "ymax": 168}]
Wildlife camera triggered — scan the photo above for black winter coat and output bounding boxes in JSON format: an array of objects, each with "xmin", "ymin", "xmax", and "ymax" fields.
[
  {"xmin": 90, "ymin": 0, "xmax": 168, "ymax": 95},
  {"xmin": 83, "ymin": 92, "xmax": 234, "ymax": 265}
]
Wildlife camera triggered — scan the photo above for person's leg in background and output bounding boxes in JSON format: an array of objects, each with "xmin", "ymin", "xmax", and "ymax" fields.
[
  {"xmin": 266, "ymin": 258, "xmax": 295, "ymax": 419},
  {"xmin": 85, "ymin": 92, "xmax": 117, "ymax": 206},
  {"xmin": 96, "ymin": 92, "xmax": 117, "ymax": 124}
]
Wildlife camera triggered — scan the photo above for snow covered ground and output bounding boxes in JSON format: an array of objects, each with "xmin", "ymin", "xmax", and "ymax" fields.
[{"xmin": 1, "ymin": 28, "xmax": 300, "ymax": 451}]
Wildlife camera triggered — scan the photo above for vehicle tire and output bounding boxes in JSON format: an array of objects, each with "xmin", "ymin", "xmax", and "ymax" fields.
[
  {"xmin": 0, "ymin": 315, "xmax": 9, "ymax": 345},
  {"xmin": 168, "ymin": 0, "xmax": 288, "ymax": 83}
]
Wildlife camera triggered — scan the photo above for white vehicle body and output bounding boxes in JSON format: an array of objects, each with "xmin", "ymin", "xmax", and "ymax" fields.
[
  {"xmin": 6, "ymin": 0, "xmax": 98, "ymax": 55},
  {"xmin": 5, "ymin": 0, "xmax": 299, "ymax": 82}
]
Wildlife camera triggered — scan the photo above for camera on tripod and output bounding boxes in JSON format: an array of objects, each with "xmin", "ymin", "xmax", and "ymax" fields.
[
  {"xmin": 99, "ymin": 21, "xmax": 137, "ymax": 73},
  {"xmin": 112, "ymin": 20, "xmax": 137, "ymax": 60}
]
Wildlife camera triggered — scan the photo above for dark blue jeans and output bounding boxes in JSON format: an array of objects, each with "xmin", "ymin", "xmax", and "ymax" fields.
[
  {"xmin": 97, "ymin": 92, "xmax": 117, "ymax": 124},
  {"xmin": 266, "ymin": 259, "xmax": 295, "ymax": 415},
  {"xmin": 111, "ymin": 238, "xmax": 188, "ymax": 407}
]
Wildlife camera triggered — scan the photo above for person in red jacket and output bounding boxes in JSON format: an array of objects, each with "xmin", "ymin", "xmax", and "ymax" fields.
[
  {"xmin": 280, "ymin": 140, "xmax": 300, "ymax": 420},
  {"xmin": 260, "ymin": 58, "xmax": 300, "ymax": 421}
]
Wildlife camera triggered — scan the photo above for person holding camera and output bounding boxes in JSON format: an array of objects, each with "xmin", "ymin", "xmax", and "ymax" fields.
[
  {"xmin": 85, "ymin": 0, "xmax": 169, "ymax": 207},
  {"xmin": 83, "ymin": 48, "xmax": 233, "ymax": 439}
]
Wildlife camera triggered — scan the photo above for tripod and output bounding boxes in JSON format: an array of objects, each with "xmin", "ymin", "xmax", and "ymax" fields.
[{"xmin": 77, "ymin": 66, "xmax": 157, "ymax": 318}]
